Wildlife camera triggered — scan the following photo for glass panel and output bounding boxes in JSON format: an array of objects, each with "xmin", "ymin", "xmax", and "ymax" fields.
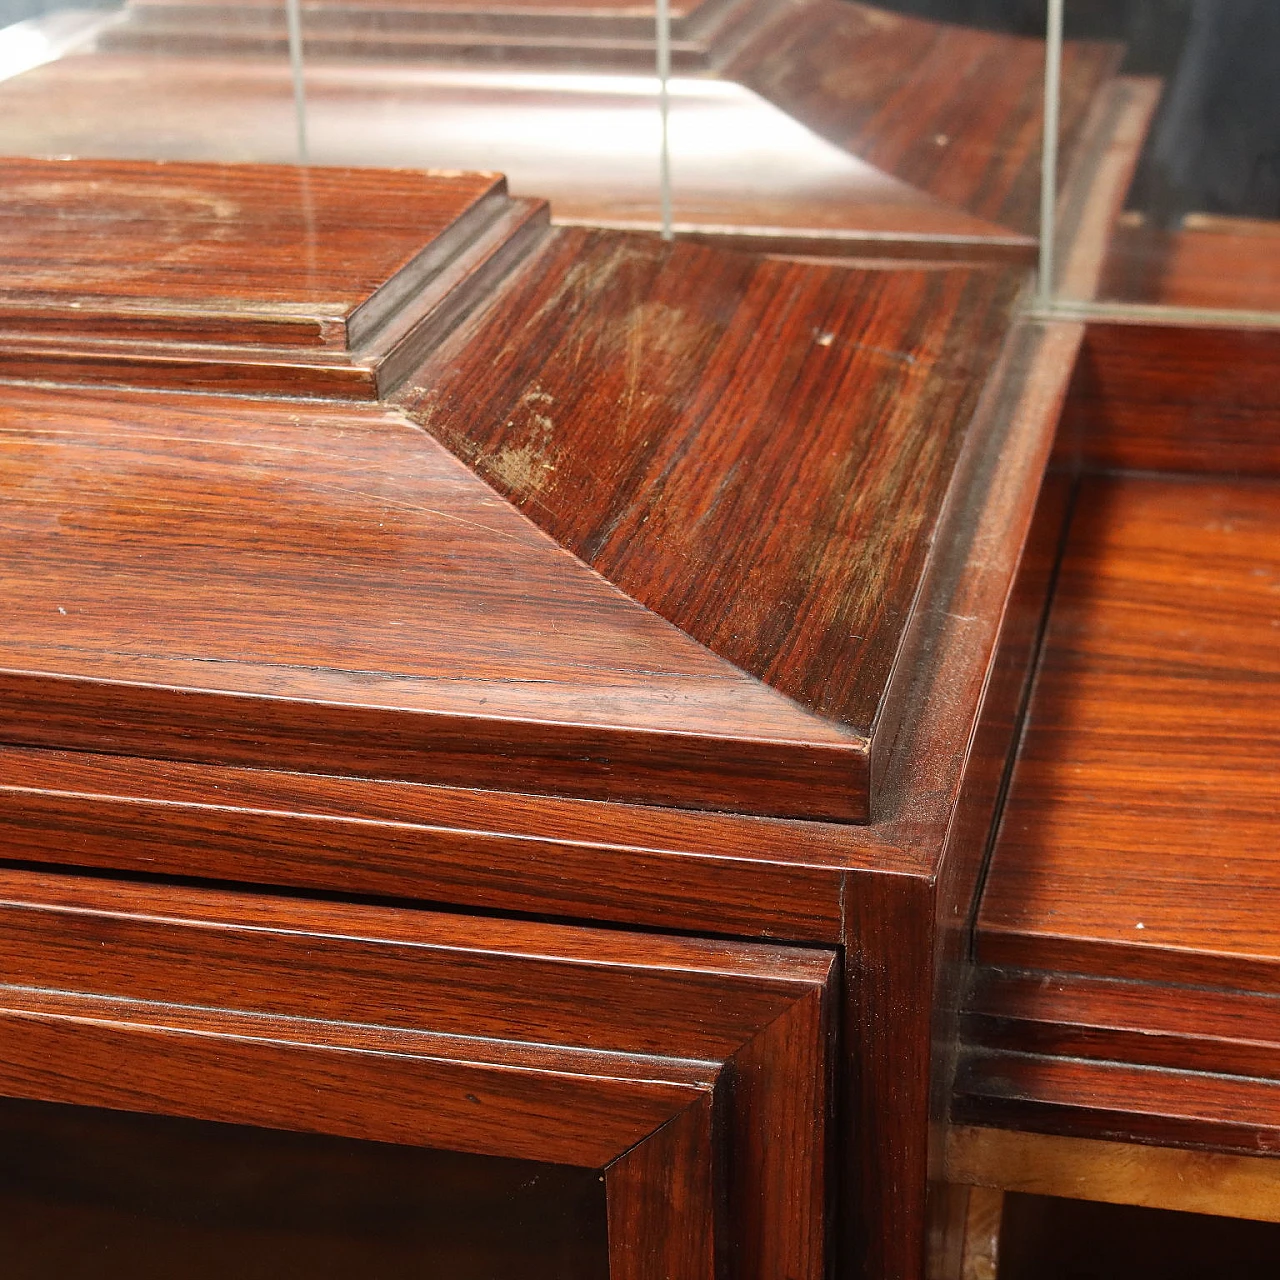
[
  {"xmin": 0, "ymin": 0, "xmax": 309, "ymax": 162},
  {"xmin": 1049, "ymin": 0, "xmax": 1280, "ymax": 318},
  {"xmin": 0, "ymin": 1096, "xmax": 610, "ymax": 1280},
  {"xmin": 658, "ymin": 0, "xmax": 1053, "ymax": 260}
]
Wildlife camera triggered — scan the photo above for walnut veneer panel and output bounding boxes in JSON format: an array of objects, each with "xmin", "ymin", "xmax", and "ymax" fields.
[
  {"xmin": 978, "ymin": 474, "xmax": 1280, "ymax": 991},
  {"xmin": 398, "ymin": 228, "xmax": 1021, "ymax": 756},
  {"xmin": 0, "ymin": 382, "xmax": 862, "ymax": 819}
]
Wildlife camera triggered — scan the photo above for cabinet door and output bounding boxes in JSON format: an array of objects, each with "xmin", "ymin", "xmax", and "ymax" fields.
[{"xmin": 0, "ymin": 870, "xmax": 835, "ymax": 1280}]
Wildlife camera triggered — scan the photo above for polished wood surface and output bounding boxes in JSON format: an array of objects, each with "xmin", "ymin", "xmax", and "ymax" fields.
[
  {"xmin": 978, "ymin": 474, "xmax": 1280, "ymax": 992},
  {"xmin": 399, "ymin": 227, "xmax": 1020, "ymax": 762},
  {"xmin": 954, "ymin": 1049, "xmax": 1280, "ymax": 1156},
  {"xmin": 0, "ymin": 381, "xmax": 871, "ymax": 819},
  {"xmin": 0, "ymin": 148, "xmax": 1112, "ymax": 1280},
  {"xmin": 0, "ymin": 867, "xmax": 835, "ymax": 1280},
  {"xmin": 0, "ymin": 49, "xmax": 1036, "ymax": 260},
  {"xmin": 727, "ymin": 2, "xmax": 1121, "ymax": 237},
  {"xmin": 1062, "ymin": 323, "xmax": 1280, "ymax": 475},
  {"xmin": 0, "ymin": 0, "xmax": 1129, "ymax": 256},
  {"xmin": 964, "ymin": 968, "xmax": 1280, "ymax": 1083},
  {"xmin": 0, "ymin": 158, "xmax": 546, "ymax": 398},
  {"xmin": 1101, "ymin": 213, "xmax": 1280, "ymax": 312}
]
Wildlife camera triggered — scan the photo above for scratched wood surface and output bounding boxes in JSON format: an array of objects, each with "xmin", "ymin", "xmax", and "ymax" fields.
[
  {"xmin": 0, "ymin": 158, "xmax": 503, "ymax": 338},
  {"xmin": 398, "ymin": 227, "xmax": 1021, "ymax": 766},
  {"xmin": 978, "ymin": 474, "xmax": 1280, "ymax": 993}
]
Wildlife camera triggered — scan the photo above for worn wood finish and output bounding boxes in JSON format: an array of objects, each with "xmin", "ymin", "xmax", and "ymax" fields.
[
  {"xmin": 397, "ymin": 227, "xmax": 1020, "ymax": 764},
  {"xmin": 0, "ymin": 382, "xmax": 873, "ymax": 819},
  {"xmin": 947, "ymin": 1125, "xmax": 1280, "ymax": 1225},
  {"xmin": 0, "ymin": 158, "xmax": 546, "ymax": 398},
  {"xmin": 0, "ymin": 868, "xmax": 835, "ymax": 1280},
  {"xmin": 978, "ymin": 475, "xmax": 1280, "ymax": 993},
  {"xmin": 1061, "ymin": 322, "xmax": 1280, "ymax": 475},
  {"xmin": 953, "ymin": 1050, "xmax": 1280, "ymax": 1157},
  {"xmin": 0, "ymin": 321, "xmax": 1084, "ymax": 1280},
  {"xmin": 0, "ymin": 150, "xmax": 1106, "ymax": 1280}
]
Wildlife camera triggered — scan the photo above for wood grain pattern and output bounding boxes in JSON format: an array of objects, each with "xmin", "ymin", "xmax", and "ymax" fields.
[
  {"xmin": 0, "ymin": 158, "xmax": 546, "ymax": 398},
  {"xmin": 965, "ymin": 968, "xmax": 1280, "ymax": 1082},
  {"xmin": 727, "ymin": 2, "xmax": 1122, "ymax": 237},
  {"xmin": 978, "ymin": 475, "xmax": 1280, "ymax": 993},
  {"xmin": 397, "ymin": 226, "xmax": 1020, "ymax": 766},
  {"xmin": 947, "ymin": 1124, "xmax": 1280, "ymax": 1224},
  {"xmin": 0, "ymin": 868, "xmax": 835, "ymax": 1280},
  {"xmin": 1062, "ymin": 322, "xmax": 1280, "ymax": 475},
  {"xmin": 953, "ymin": 1049, "xmax": 1280, "ymax": 1156},
  {"xmin": 0, "ymin": 382, "xmax": 869, "ymax": 820},
  {"xmin": 1100, "ymin": 213, "xmax": 1280, "ymax": 313}
]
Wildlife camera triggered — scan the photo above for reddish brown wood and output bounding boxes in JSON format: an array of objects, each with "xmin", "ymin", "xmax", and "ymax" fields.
[
  {"xmin": 965, "ymin": 968, "xmax": 1280, "ymax": 1082},
  {"xmin": 0, "ymin": 151, "xmax": 1102, "ymax": 1280},
  {"xmin": 1062, "ymin": 322, "xmax": 1280, "ymax": 475},
  {"xmin": 397, "ymin": 227, "xmax": 1020, "ymax": 772},
  {"xmin": 0, "ymin": 158, "xmax": 546, "ymax": 398},
  {"xmin": 727, "ymin": 2, "xmax": 1122, "ymax": 237},
  {"xmin": 1100, "ymin": 214, "xmax": 1280, "ymax": 313},
  {"xmin": 954, "ymin": 1049, "xmax": 1280, "ymax": 1157},
  {"xmin": 0, "ymin": 382, "xmax": 866, "ymax": 820},
  {"xmin": 978, "ymin": 475, "xmax": 1280, "ymax": 994},
  {"xmin": 0, "ymin": 868, "xmax": 835, "ymax": 1280}
]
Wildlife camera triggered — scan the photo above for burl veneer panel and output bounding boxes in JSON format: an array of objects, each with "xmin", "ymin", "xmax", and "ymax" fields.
[
  {"xmin": 978, "ymin": 474, "xmax": 1280, "ymax": 991},
  {"xmin": 398, "ymin": 228, "xmax": 1021, "ymax": 762},
  {"xmin": 728, "ymin": 1, "xmax": 1123, "ymax": 236},
  {"xmin": 0, "ymin": 383, "xmax": 861, "ymax": 819}
]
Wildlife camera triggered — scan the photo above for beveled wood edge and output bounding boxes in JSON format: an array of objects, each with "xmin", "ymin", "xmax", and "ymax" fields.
[
  {"xmin": 0, "ymin": 868, "xmax": 833, "ymax": 1278},
  {"xmin": 1053, "ymin": 75, "xmax": 1162, "ymax": 304},
  {"xmin": 945, "ymin": 1124, "xmax": 1280, "ymax": 1224}
]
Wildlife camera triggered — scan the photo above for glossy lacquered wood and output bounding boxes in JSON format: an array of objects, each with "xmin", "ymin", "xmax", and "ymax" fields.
[
  {"xmin": 0, "ymin": 0, "xmax": 1123, "ymax": 256},
  {"xmin": 0, "ymin": 151, "xmax": 1101, "ymax": 1280},
  {"xmin": 0, "ymin": 382, "xmax": 867, "ymax": 820},
  {"xmin": 398, "ymin": 227, "xmax": 1020, "ymax": 768},
  {"xmin": 978, "ymin": 474, "xmax": 1280, "ymax": 993},
  {"xmin": 953, "ymin": 1049, "xmax": 1280, "ymax": 1156},
  {"xmin": 964, "ymin": 968, "xmax": 1280, "ymax": 1082},
  {"xmin": 0, "ymin": 868, "xmax": 835, "ymax": 1280}
]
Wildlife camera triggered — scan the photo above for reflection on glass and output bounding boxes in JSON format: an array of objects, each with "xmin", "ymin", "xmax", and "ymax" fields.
[
  {"xmin": 1048, "ymin": 0, "xmax": 1280, "ymax": 316},
  {"xmin": 0, "ymin": 1095, "xmax": 610, "ymax": 1280}
]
